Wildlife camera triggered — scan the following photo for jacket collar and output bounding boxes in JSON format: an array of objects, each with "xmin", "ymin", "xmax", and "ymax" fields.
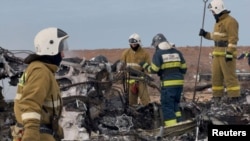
[
  {"xmin": 158, "ymin": 42, "xmax": 172, "ymax": 50},
  {"xmin": 40, "ymin": 61, "xmax": 58, "ymax": 73}
]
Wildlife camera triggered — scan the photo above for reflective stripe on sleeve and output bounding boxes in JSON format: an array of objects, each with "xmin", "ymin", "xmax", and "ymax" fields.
[
  {"xmin": 212, "ymin": 32, "xmax": 226, "ymax": 37},
  {"xmin": 21, "ymin": 112, "xmax": 41, "ymax": 121},
  {"xmin": 14, "ymin": 93, "xmax": 22, "ymax": 100},
  {"xmin": 126, "ymin": 63, "xmax": 140, "ymax": 67},
  {"xmin": 43, "ymin": 99, "xmax": 61, "ymax": 108},
  {"xmin": 228, "ymin": 43, "xmax": 237, "ymax": 48}
]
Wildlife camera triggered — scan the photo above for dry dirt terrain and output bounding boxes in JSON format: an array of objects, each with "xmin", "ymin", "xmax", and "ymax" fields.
[{"xmin": 65, "ymin": 46, "xmax": 250, "ymax": 102}]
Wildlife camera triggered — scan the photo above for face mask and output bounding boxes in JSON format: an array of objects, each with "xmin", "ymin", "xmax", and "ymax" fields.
[
  {"xmin": 213, "ymin": 10, "xmax": 230, "ymax": 23},
  {"xmin": 40, "ymin": 53, "xmax": 62, "ymax": 66},
  {"xmin": 130, "ymin": 44, "xmax": 140, "ymax": 51},
  {"xmin": 213, "ymin": 14, "xmax": 220, "ymax": 23}
]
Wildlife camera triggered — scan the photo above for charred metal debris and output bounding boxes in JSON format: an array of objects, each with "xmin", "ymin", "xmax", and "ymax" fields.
[{"xmin": 0, "ymin": 47, "xmax": 250, "ymax": 141}]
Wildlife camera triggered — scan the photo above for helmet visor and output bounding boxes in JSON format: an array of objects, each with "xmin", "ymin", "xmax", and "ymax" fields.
[
  {"xmin": 129, "ymin": 38, "xmax": 139, "ymax": 44},
  {"xmin": 59, "ymin": 39, "xmax": 69, "ymax": 52}
]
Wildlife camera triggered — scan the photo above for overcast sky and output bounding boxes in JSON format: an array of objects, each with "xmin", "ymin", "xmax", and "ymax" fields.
[
  {"xmin": 0, "ymin": 0, "xmax": 249, "ymax": 51},
  {"xmin": 0, "ymin": 0, "xmax": 249, "ymax": 100}
]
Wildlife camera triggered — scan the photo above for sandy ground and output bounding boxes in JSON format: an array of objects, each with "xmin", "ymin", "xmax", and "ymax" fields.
[{"xmin": 65, "ymin": 46, "xmax": 250, "ymax": 103}]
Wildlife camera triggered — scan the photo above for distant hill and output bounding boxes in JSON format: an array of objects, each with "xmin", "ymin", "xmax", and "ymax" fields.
[
  {"xmin": 64, "ymin": 46, "xmax": 250, "ymax": 92},
  {"xmin": 65, "ymin": 46, "xmax": 250, "ymax": 73}
]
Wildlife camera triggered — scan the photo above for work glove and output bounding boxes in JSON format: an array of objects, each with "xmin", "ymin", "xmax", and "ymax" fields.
[
  {"xmin": 225, "ymin": 51, "xmax": 233, "ymax": 62},
  {"xmin": 139, "ymin": 62, "xmax": 149, "ymax": 70},
  {"xmin": 10, "ymin": 125, "xmax": 24, "ymax": 141},
  {"xmin": 199, "ymin": 29, "xmax": 207, "ymax": 37}
]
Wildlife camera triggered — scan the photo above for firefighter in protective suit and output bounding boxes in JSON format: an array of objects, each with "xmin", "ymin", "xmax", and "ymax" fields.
[
  {"xmin": 199, "ymin": 0, "xmax": 240, "ymax": 102},
  {"xmin": 140, "ymin": 33, "xmax": 187, "ymax": 127},
  {"xmin": 120, "ymin": 33, "xmax": 151, "ymax": 106},
  {"xmin": 12, "ymin": 27, "xmax": 69, "ymax": 141}
]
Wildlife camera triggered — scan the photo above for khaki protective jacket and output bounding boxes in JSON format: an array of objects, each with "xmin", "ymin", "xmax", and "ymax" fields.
[
  {"xmin": 120, "ymin": 46, "xmax": 151, "ymax": 105},
  {"xmin": 204, "ymin": 13, "xmax": 239, "ymax": 57},
  {"xmin": 14, "ymin": 61, "xmax": 62, "ymax": 138},
  {"xmin": 121, "ymin": 46, "xmax": 151, "ymax": 72}
]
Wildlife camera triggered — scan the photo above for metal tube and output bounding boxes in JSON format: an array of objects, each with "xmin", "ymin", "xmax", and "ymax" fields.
[{"xmin": 193, "ymin": 0, "xmax": 209, "ymax": 102}]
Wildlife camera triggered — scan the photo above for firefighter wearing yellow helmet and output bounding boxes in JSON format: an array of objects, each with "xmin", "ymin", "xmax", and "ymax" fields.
[
  {"xmin": 120, "ymin": 33, "xmax": 151, "ymax": 106},
  {"xmin": 199, "ymin": 0, "xmax": 240, "ymax": 102},
  {"xmin": 12, "ymin": 27, "xmax": 69, "ymax": 141}
]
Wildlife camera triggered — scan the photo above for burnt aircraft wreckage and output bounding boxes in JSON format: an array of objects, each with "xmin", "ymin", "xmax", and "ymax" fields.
[{"xmin": 0, "ymin": 46, "xmax": 250, "ymax": 141}]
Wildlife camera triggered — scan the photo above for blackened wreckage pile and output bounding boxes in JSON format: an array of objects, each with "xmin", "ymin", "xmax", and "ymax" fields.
[{"xmin": 0, "ymin": 47, "xmax": 250, "ymax": 141}]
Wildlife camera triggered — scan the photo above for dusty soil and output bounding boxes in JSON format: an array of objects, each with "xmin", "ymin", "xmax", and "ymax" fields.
[{"xmin": 65, "ymin": 46, "xmax": 250, "ymax": 102}]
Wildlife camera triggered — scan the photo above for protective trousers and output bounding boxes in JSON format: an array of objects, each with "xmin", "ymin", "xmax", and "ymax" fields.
[
  {"xmin": 212, "ymin": 56, "xmax": 240, "ymax": 97},
  {"xmin": 161, "ymin": 87, "xmax": 182, "ymax": 127},
  {"xmin": 129, "ymin": 81, "xmax": 150, "ymax": 106},
  {"xmin": 10, "ymin": 123, "xmax": 59, "ymax": 141},
  {"xmin": 11, "ymin": 125, "xmax": 56, "ymax": 141}
]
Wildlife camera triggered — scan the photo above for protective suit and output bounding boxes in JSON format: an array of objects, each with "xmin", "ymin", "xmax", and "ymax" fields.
[
  {"xmin": 140, "ymin": 33, "xmax": 187, "ymax": 127},
  {"xmin": 199, "ymin": 0, "xmax": 240, "ymax": 98},
  {"xmin": 12, "ymin": 27, "xmax": 69, "ymax": 141},
  {"xmin": 13, "ymin": 62, "xmax": 63, "ymax": 141},
  {"xmin": 120, "ymin": 33, "xmax": 151, "ymax": 106}
]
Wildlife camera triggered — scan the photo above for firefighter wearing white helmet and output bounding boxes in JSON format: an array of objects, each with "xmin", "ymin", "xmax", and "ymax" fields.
[
  {"xmin": 120, "ymin": 33, "xmax": 151, "ymax": 106},
  {"xmin": 140, "ymin": 33, "xmax": 187, "ymax": 127},
  {"xmin": 13, "ymin": 27, "xmax": 69, "ymax": 141},
  {"xmin": 199, "ymin": 0, "xmax": 240, "ymax": 103}
]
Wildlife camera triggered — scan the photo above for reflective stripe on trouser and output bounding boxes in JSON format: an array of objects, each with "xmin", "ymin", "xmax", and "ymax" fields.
[
  {"xmin": 161, "ymin": 86, "xmax": 182, "ymax": 126},
  {"xmin": 175, "ymin": 111, "xmax": 182, "ymax": 122},
  {"xmin": 129, "ymin": 81, "xmax": 150, "ymax": 105},
  {"xmin": 212, "ymin": 56, "xmax": 240, "ymax": 97},
  {"xmin": 161, "ymin": 80, "xmax": 184, "ymax": 87},
  {"xmin": 164, "ymin": 119, "xmax": 177, "ymax": 127}
]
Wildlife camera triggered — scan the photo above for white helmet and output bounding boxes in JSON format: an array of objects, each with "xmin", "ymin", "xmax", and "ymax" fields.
[
  {"xmin": 208, "ymin": 0, "xmax": 226, "ymax": 14},
  {"xmin": 128, "ymin": 33, "xmax": 141, "ymax": 45},
  {"xmin": 34, "ymin": 27, "xmax": 69, "ymax": 56}
]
